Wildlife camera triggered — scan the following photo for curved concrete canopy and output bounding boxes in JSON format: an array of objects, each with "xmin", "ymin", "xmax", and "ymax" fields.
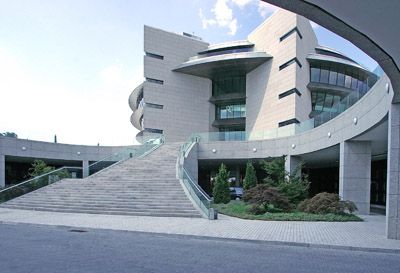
[
  {"xmin": 263, "ymin": 0, "xmax": 400, "ymax": 103},
  {"xmin": 315, "ymin": 45, "xmax": 356, "ymax": 63},
  {"xmin": 173, "ymin": 52, "xmax": 272, "ymax": 79},
  {"xmin": 199, "ymin": 40, "xmax": 254, "ymax": 54}
]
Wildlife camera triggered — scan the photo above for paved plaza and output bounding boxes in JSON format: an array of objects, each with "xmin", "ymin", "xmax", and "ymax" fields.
[{"xmin": 0, "ymin": 208, "xmax": 400, "ymax": 252}]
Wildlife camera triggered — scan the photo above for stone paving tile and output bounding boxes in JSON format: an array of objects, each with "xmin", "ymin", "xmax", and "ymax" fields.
[{"xmin": 0, "ymin": 208, "xmax": 400, "ymax": 251}]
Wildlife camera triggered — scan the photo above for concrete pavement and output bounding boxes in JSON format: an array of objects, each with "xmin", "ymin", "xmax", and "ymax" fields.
[{"xmin": 0, "ymin": 208, "xmax": 400, "ymax": 253}]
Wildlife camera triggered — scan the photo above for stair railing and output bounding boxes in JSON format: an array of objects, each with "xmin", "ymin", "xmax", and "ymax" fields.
[
  {"xmin": 87, "ymin": 134, "xmax": 165, "ymax": 176},
  {"xmin": 176, "ymin": 138, "xmax": 216, "ymax": 219},
  {"xmin": 0, "ymin": 166, "xmax": 82, "ymax": 204}
]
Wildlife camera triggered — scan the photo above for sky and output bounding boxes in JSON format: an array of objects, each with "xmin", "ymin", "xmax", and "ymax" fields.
[{"xmin": 0, "ymin": 0, "xmax": 378, "ymax": 146}]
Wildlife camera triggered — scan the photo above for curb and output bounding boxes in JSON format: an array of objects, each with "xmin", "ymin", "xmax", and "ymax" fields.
[{"xmin": 1, "ymin": 221, "xmax": 400, "ymax": 254}]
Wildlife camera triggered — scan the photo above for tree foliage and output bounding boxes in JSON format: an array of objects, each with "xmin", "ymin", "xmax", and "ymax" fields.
[
  {"xmin": 1, "ymin": 132, "xmax": 17, "ymax": 138},
  {"xmin": 28, "ymin": 160, "xmax": 55, "ymax": 178},
  {"xmin": 212, "ymin": 163, "xmax": 231, "ymax": 204},
  {"xmin": 243, "ymin": 184, "xmax": 291, "ymax": 213},
  {"xmin": 243, "ymin": 161, "xmax": 257, "ymax": 190},
  {"xmin": 297, "ymin": 192, "xmax": 358, "ymax": 214},
  {"xmin": 261, "ymin": 157, "xmax": 309, "ymax": 205}
]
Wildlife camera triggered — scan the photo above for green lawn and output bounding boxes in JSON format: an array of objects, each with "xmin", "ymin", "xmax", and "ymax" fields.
[{"xmin": 213, "ymin": 201, "xmax": 363, "ymax": 222}]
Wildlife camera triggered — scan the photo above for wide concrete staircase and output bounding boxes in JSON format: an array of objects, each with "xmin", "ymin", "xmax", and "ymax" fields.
[{"xmin": 0, "ymin": 143, "xmax": 202, "ymax": 218}]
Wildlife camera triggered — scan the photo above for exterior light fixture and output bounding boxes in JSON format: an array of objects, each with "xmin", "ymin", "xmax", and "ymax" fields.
[
  {"xmin": 353, "ymin": 117, "xmax": 358, "ymax": 125},
  {"xmin": 327, "ymin": 132, "xmax": 331, "ymax": 138},
  {"xmin": 77, "ymin": 151, "xmax": 81, "ymax": 155},
  {"xmin": 21, "ymin": 146, "xmax": 26, "ymax": 151},
  {"xmin": 386, "ymin": 83, "xmax": 390, "ymax": 93},
  {"xmin": 212, "ymin": 149, "xmax": 217, "ymax": 153},
  {"xmin": 252, "ymin": 148, "xmax": 257, "ymax": 152},
  {"xmin": 291, "ymin": 144, "xmax": 296, "ymax": 149}
]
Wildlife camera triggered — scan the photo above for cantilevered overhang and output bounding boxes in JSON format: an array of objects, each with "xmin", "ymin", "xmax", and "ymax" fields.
[
  {"xmin": 307, "ymin": 53, "xmax": 376, "ymax": 78},
  {"xmin": 173, "ymin": 52, "xmax": 272, "ymax": 79}
]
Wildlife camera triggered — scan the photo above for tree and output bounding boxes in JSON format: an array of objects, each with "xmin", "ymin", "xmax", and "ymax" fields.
[
  {"xmin": 243, "ymin": 161, "xmax": 257, "ymax": 190},
  {"xmin": 1, "ymin": 132, "xmax": 17, "ymax": 138},
  {"xmin": 28, "ymin": 160, "xmax": 55, "ymax": 178},
  {"xmin": 212, "ymin": 163, "xmax": 231, "ymax": 204},
  {"xmin": 261, "ymin": 156, "xmax": 286, "ymax": 186},
  {"xmin": 261, "ymin": 157, "xmax": 309, "ymax": 205}
]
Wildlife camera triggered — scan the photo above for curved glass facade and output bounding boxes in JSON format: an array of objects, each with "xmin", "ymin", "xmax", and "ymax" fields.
[{"xmin": 310, "ymin": 63, "xmax": 375, "ymax": 93}]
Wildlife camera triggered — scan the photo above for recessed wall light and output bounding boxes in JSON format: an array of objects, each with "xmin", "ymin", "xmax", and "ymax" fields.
[
  {"xmin": 212, "ymin": 149, "xmax": 217, "ymax": 153},
  {"xmin": 21, "ymin": 146, "xmax": 26, "ymax": 151},
  {"xmin": 252, "ymin": 148, "xmax": 257, "ymax": 152},
  {"xmin": 353, "ymin": 117, "xmax": 358, "ymax": 125},
  {"xmin": 291, "ymin": 144, "xmax": 296, "ymax": 149}
]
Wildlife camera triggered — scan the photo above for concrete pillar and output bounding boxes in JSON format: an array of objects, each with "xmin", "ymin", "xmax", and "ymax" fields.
[
  {"xmin": 285, "ymin": 155, "xmax": 301, "ymax": 176},
  {"xmin": 0, "ymin": 154, "xmax": 4, "ymax": 188},
  {"xmin": 82, "ymin": 160, "xmax": 89, "ymax": 178},
  {"xmin": 386, "ymin": 103, "xmax": 400, "ymax": 239},
  {"xmin": 339, "ymin": 141, "xmax": 371, "ymax": 215}
]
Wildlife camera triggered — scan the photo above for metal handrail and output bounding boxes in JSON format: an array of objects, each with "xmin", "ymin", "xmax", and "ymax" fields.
[
  {"xmin": 176, "ymin": 138, "xmax": 215, "ymax": 219},
  {"xmin": 0, "ymin": 166, "xmax": 82, "ymax": 194}
]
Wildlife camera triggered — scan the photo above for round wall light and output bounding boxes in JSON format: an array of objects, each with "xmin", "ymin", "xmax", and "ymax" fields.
[
  {"xmin": 291, "ymin": 144, "xmax": 296, "ymax": 149},
  {"xmin": 21, "ymin": 146, "xmax": 26, "ymax": 151},
  {"xmin": 77, "ymin": 151, "xmax": 81, "ymax": 155},
  {"xmin": 252, "ymin": 148, "xmax": 257, "ymax": 152},
  {"xmin": 386, "ymin": 83, "xmax": 390, "ymax": 93},
  {"xmin": 327, "ymin": 132, "xmax": 331, "ymax": 138},
  {"xmin": 212, "ymin": 149, "xmax": 217, "ymax": 153},
  {"xmin": 353, "ymin": 117, "xmax": 358, "ymax": 125}
]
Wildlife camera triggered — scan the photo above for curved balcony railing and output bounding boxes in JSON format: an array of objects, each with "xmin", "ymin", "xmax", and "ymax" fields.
[
  {"xmin": 0, "ymin": 166, "xmax": 83, "ymax": 204},
  {"xmin": 190, "ymin": 76, "xmax": 383, "ymax": 143},
  {"xmin": 176, "ymin": 140, "xmax": 215, "ymax": 219}
]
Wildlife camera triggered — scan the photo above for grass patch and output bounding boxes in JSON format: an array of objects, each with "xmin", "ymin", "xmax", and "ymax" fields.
[{"xmin": 213, "ymin": 201, "xmax": 363, "ymax": 222}]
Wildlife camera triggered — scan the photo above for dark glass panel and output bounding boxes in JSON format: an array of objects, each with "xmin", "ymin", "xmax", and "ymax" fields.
[
  {"xmin": 320, "ymin": 68, "xmax": 329, "ymax": 83},
  {"xmin": 329, "ymin": 70, "xmax": 337, "ymax": 85},
  {"xmin": 345, "ymin": 74, "xmax": 352, "ymax": 88},
  {"xmin": 310, "ymin": 67, "xmax": 320, "ymax": 82}
]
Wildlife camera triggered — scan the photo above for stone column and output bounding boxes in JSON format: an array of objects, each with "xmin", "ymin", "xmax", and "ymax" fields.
[
  {"xmin": 285, "ymin": 155, "xmax": 301, "ymax": 176},
  {"xmin": 0, "ymin": 154, "xmax": 4, "ymax": 188},
  {"xmin": 387, "ymin": 103, "xmax": 400, "ymax": 239},
  {"xmin": 82, "ymin": 160, "xmax": 89, "ymax": 178},
  {"xmin": 339, "ymin": 141, "xmax": 371, "ymax": 215}
]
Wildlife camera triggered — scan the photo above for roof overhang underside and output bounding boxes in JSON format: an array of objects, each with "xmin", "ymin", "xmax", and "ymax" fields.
[{"xmin": 173, "ymin": 52, "xmax": 272, "ymax": 79}]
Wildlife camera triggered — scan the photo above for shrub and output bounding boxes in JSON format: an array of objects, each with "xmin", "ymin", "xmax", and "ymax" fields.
[
  {"xmin": 28, "ymin": 160, "xmax": 55, "ymax": 178},
  {"xmin": 261, "ymin": 157, "xmax": 309, "ymax": 205},
  {"xmin": 243, "ymin": 184, "xmax": 291, "ymax": 212},
  {"xmin": 243, "ymin": 161, "xmax": 257, "ymax": 190},
  {"xmin": 279, "ymin": 168, "xmax": 309, "ymax": 205},
  {"xmin": 212, "ymin": 163, "xmax": 231, "ymax": 204},
  {"xmin": 298, "ymin": 192, "xmax": 358, "ymax": 214}
]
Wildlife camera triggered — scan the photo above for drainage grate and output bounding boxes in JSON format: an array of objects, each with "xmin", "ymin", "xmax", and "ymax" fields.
[{"xmin": 69, "ymin": 229, "xmax": 88, "ymax": 233}]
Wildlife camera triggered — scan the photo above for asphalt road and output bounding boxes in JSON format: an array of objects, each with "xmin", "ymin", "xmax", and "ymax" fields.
[{"xmin": 0, "ymin": 223, "xmax": 399, "ymax": 273}]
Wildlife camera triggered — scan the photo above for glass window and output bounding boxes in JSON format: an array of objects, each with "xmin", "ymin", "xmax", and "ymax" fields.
[
  {"xmin": 323, "ymin": 94, "xmax": 334, "ymax": 112},
  {"xmin": 351, "ymin": 77, "xmax": 358, "ymax": 90},
  {"xmin": 310, "ymin": 67, "xmax": 320, "ymax": 82},
  {"xmin": 329, "ymin": 70, "xmax": 337, "ymax": 85},
  {"xmin": 315, "ymin": 92, "xmax": 325, "ymax": 111},
  {"xmin": 212, "ymin": 76, "xmax": 246, "ymax": 96},
  {"xmin": 320, "ymin": 68, "xmax": 329, "ymax": 84},
  {"xmin": 337, "ymin": 72, "xmax": 345, "ymax": 86},
  {"xmin": 216, "ymin": 104, "xmax": 245, "ymax": 119},
  {"xmin": 345, "ymin": 74, "xmax": 352, "ymax": 88}
]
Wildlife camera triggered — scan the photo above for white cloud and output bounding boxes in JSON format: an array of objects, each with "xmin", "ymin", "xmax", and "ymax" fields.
[
  {"xmin": 199, "ymin": 8, "xmax": 216, "ymax": 29},
  {"xmin": 258, "ymin": 1, "xmax": 279, "ymax": 18},
  {"xmin": 231, "ymin": 0, "xmax": 254, "ymax": 8},
  {"xmin": 198, "ymin": 0, "xmax": 238, "ymax": 35}
]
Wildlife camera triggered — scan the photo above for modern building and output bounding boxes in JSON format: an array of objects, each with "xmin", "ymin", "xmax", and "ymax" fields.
[
  {"xmin": 1, "ymin": 5, "xmax": 399, "ymax": 240},
  {"xmin": 129, "ymin": 9, "xmax": 377, "ymax": 142}
]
